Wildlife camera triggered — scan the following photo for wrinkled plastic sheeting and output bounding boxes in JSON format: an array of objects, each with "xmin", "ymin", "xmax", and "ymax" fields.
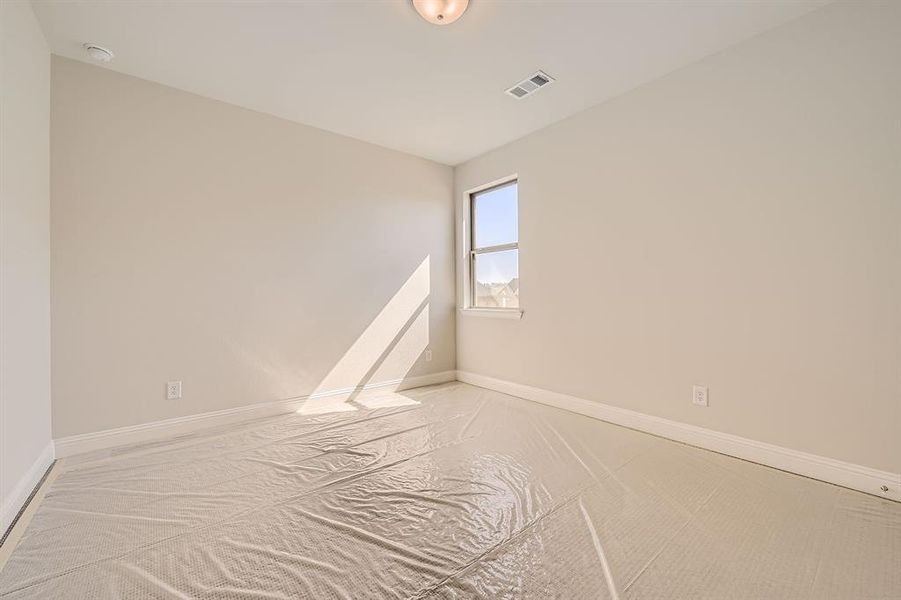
[{"xmin": 1, "ymin": 382, "xmax": 899, "ymax": 599}]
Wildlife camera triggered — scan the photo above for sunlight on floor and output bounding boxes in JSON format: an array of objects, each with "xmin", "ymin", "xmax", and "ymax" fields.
[{"xmin": 354, "ymin": 391, "xmax": 421, "ymax": 410}]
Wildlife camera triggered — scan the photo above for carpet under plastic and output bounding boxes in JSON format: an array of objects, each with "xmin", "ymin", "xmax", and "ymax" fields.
[{"xmin": 1, "ymin": 382, "xmax": 898, "ymax": 599}]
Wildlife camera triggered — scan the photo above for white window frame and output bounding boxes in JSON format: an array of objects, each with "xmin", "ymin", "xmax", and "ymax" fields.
[{"xmin": 460, "ymin": 175, "xmax": 523, "ymax": 319}]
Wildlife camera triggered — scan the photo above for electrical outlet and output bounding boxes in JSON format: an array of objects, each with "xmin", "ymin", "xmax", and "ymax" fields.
[
  {"xmin": 166, "ymin": 381, "xmax": 182, "ymax": 400},
  {"xmin": 424, "ymin": 349, "xmax": 433, "ymax": 362},
  {"xmin": 692, "ymin": 385, "xmax": 708, "ymax": 407}
]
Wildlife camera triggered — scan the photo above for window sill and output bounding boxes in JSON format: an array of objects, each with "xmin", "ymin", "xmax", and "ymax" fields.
[{"xmin": 459, "ymin": 308, "xmax": 523, "ymax": 320}]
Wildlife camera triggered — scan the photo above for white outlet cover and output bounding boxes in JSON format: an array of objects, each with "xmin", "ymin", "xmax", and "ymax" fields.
[
  {"xmin": 425, "ymin": 349, "xmax": 433, "ymax": 362},
  {"xmin": 692, "ymin": 385, "xmax": 708, "ymax": 406},
  {"xmin": 166, "ymin": 381, "xmax": 182, "ymax": 400}
]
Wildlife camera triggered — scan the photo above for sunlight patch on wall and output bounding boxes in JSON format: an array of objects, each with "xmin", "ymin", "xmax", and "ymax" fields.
[{"xmin": 298, "ymin": 256, "xmax": 430, "ymax": 415}]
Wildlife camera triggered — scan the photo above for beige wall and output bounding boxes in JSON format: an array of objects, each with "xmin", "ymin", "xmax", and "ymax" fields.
[
  {"xmin": 455, "ymin": 1, "xmax": 900, "ymax": 473},
  {"xmin": 51, "ymin": 57, "xmax": 455, "ymax": 437},
  {"xmin": 0, "ymin": 1, "xmax": 52, "ymax": 526}
]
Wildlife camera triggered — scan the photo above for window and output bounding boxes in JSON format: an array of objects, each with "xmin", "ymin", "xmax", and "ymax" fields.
[{"xmin": 470, "ymin": 180, "xmax": 519, "ymax": 309}]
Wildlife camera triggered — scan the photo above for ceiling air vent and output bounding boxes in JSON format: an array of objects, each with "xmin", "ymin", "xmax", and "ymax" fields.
[{"xmin": 505, "ymin": 70, "xmax": 555, "ymax": 100}]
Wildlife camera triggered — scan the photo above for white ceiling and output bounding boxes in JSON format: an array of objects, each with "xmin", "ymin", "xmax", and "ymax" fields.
[{"xmin": 33, "ymin": 0, "xmax": 828, "ymax": 165}]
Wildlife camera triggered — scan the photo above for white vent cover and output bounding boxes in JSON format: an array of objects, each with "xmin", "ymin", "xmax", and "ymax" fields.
[{"xmin": 505, "ymin": 70, "xmax": 555, "ymax": 100}]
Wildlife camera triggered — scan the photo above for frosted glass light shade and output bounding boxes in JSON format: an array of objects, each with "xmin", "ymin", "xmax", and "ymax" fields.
[{"xmin": 412, "ymin": 0, "xmax": 469, "ymax": 25}]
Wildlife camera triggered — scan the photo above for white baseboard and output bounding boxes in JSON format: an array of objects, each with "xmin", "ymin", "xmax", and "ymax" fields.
[
  {"xmin": 54, "ymin": 370, "xmax": 457, "ymax": 458},
  {"xmin": 456, "ymin": 370, "xmax": 899, "ymax": 501},
  {"xmin": 2, "ymin": 441, "xmax": 55, "ymax": 534}
]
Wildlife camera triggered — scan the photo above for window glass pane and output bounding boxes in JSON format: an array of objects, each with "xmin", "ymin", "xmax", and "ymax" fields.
[
  {"xmin": 473, "ymin": 182, "xmax": 517, "ymax": 248},
  {"xmin": 474, "ymin": 249, "xmax": 519, "ymax": 308}
]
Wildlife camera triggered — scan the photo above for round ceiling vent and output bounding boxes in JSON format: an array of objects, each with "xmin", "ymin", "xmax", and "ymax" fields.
[{"xmin": 83, "ymin": 44, "xmax": 115, "ymax": 63}]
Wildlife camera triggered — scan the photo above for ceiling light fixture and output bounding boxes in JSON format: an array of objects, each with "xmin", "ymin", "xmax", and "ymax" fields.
[
  {"xmin": 412, "ymin": 0, "xmax": 469, "ymax": 25},
  {"xmin": 83, "ymin": 43, "xmax": 114, "ymax": 62}
]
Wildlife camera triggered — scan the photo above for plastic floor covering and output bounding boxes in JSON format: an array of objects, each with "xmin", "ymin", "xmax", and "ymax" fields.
[{"xmin": 1, "ymin": 382, "xmax": 898, "ymax": 599}]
